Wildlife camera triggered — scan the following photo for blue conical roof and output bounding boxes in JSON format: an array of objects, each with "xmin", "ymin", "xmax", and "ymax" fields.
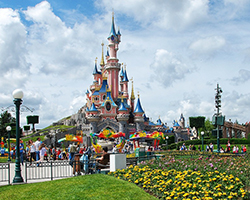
[
  {"xmin": 134, "ymin": 97, "xmax": 144, "ymax": 113},
  {"xmin": 122, "ymin": 69, "xmax": 129, "ymax": 82},
  {"xmin": 89, "ymin": 102, "xmax": 98, "ymax": 112},
  {"xmin": 117, "ymin": 28, "xmax": 121, "ymax": 36},
  {"xmin": 86, "ymin": 90, "xmax": 89, "ymax": 94},
  {"xmin": 156, "ymin": 118, "xmax": 162, "ymax": 126},
  {"xmin": 118, "ymin": 100, "xmax": 127, "ymax": 111},
  {"xmin": 101, "ymin": 91, "xmax": 117, "ymax": 107},
  {"xmin": 120, "ymin": 67, "xmax": 124, "ymax": 77},
  {"xmin": 108, "ymin": 14, "xmax": 117, "ymax": 39},
  {"xmin": 99, "ymin": 79, "xmax": 108, "ymax": 93},
  {"xmin": 93, "ymin": 63, "xmax": 101, "ymax": 75}
]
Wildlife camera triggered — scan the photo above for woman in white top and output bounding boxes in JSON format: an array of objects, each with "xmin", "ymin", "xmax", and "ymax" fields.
[
  {"xmin": 37, "ymin": 143, "xmax": 48, "ymax": 163},
  {"xmin": 29, "ymin": 140, "xmax": 36, "ymax": 165}
]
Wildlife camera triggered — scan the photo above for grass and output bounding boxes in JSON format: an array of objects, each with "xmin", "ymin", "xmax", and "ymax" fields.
[{"xmin": 0, "ymin": 174, "xmax": 157, "ymax": 200}]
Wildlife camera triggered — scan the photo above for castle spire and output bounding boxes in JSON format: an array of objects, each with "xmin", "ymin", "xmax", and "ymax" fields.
[
  {"xmin": 100, "ymin": 42, "xmax": 105, "ymax": 66},
  {"xmin": 130, "ymin": 78, "xmax": 135, "ymax": 101},
  {"xmin": 134, "ymin": 92, "xmax": 144, "ymax": 113},
  {"xmin": 108, "ymin": 11, "xmax": 117, "ymax": 39}
]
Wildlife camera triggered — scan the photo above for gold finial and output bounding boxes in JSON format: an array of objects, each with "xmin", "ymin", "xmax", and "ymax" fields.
[
  {"xmin": 130, "ymin": 78, "xmax": 135, "ymax": 100},
  {"xmin": 95, "ymin": 57, "xmax": 98, "ymax": 64},
  {"xmin": 100, "ymin": 42, "xmax": 105, "ymax": 66},
  {"xmin": 112, "ymin": 9, "xmax": 114, "ymax": 19},
  {"xmin": 121, "ymin": 96, "xmax": 124, "ymax": 102},
  {"xmin": 137, "ymin": 91, "xmax": 140, "ymax": 98},
  {"xmin": 124, "ymin": 63, "xmax": 126, "ymax": 70}
]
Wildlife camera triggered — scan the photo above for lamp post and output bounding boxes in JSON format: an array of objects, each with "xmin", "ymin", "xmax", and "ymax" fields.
[
  {"xmin": 6, "ymin": 126, "xmax": 12, "ymax": 162},
  {"xmin": 201, "ymin": 131, "xmax": 204, "ymax": 151},
  {"xmin": 12, "ymin": 89, "xmax": 24, "ymax": 183},
  {"xmin": 165, "ymin": 136, "xmax": 169, "ymax": 150}
]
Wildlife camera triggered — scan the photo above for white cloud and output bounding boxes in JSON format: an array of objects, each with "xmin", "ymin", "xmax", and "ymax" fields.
[
  {"xmin": 0, "ymin": 8, "xmax": 30, "ymax": 93},
  {"xmin": 23, "ymin": 1, "xmax": 97, "ymax": 78},
  {"xmin": 96, "ymin": 0, "xmax": 209, "ymax": 30},
  {"xmin": 150, "ymin": 49, "xmax": 194, "ymax": 87},
  {"xmin": 230, "ymin": 69, "xmax": 250, "ymax": 85},
  {"xmin": 189, "ymin": 36, "xmax": 226, "ymax": 58}
]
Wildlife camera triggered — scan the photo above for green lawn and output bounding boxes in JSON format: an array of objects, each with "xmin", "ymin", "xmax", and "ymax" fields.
[{"xmin": 0, "ymin": 174, "xmax": 157, "ymax": 200}]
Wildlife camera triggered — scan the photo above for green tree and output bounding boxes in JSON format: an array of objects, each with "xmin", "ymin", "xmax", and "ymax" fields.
[
  {"xmin": 200, "ymin": 118, "xmax": 215, "ymax": 138},
  {"xmin": 0, "ymin": 111, "xmax": 16, "ymax": 138}
]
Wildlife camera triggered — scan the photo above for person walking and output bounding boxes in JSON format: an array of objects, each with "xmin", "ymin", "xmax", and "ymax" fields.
[
  {"xmin": 28, "ymin": 140, "xmax": 36, "ymax": 165},
  {"xmin": 37, "ymin": 143, "xmax": 48, "ymax": 166},
  {"xmin": 34, "ymin": 137, "xmax": 41, "ymax": 161}
]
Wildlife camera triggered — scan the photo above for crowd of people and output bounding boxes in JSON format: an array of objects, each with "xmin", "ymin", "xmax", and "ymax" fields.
[{"xmin": 178, "ymin": 141, "xmax": 247, "ymax": 153}]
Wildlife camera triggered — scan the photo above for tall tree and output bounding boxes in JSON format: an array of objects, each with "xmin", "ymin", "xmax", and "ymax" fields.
[{"xmin": 0, "ymin": 111, "xmax": 16, "ymax": 138}]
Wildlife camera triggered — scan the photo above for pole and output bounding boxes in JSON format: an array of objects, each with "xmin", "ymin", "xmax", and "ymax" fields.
[
  {"xmin": 12, "ymin": 98, "xmax": 24, "ymax": 183},
  {"xmin": 216, "ymin": 84, "xmax": 220, "ymax": 153},
  {"xmin": 8, "ymin": 130, "xmax": 11, "ymax": 162},
  {"xmin": 202, "ymin": 134, "xmax": 204, "ymax": 151}
]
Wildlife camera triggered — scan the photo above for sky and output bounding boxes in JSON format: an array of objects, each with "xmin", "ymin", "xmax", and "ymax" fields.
[{"xmin": 0, "ymin": 0, "xmax": 250, "ymax": 130}]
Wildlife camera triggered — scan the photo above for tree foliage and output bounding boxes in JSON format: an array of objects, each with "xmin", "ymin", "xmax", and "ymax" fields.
[
  {"xmin": 189, "ymin": 116, "xmax": 205, "ymax": 128},
  {"xmin": 0, "ymin": 111, "xmax": 16, "ymax": 138}
]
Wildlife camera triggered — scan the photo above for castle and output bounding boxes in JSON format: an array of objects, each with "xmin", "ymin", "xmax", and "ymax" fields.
[{"xmin": 64, "ymin": 14, "xmax": 190, "ymax": 141}]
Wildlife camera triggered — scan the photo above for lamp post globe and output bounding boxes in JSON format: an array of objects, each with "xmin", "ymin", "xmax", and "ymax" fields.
[
  {"xmin": 166, "ymin": 136, "xmax": 169, "ymax": 150},
  {"xmin": 12, "ymin": 89, "xmax": 24, "ymax": 183},
  {"xmin": 201, "ymin": 131, "xmax": 204, "ymax": 152},
  {"xmin": 6, "ymin": 126, "xmax": 11, "ymax": 162},
  {"xmin": 12, "ymin": 89, "xmax": 23, "ymax": 99}
]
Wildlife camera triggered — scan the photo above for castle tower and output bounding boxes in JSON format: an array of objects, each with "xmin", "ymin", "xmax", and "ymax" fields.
[
  {"xmin": 105, "ymin": 12, "xmax": 121, "ymax": 101},
  {"xmin": 86, "ymin": 101, "xmax": 100, "ymax": 133},
  {"xmin": 93, "ymin": 58, "xmax": 102, "ymax": 85},
  {"xmin": 179, "ymin": 113, "xmax": 185, "ymax": 128},
  {"xmin": 134, "ymin": 93, "xmax": 145, "ymax": 131},
  {"xmin": 122, "ymin": 66, "xmax": 129, "ymax": 98},
  {"xmin": 117, "ymin": 97, "xmax": 129, "ymax": 138}
]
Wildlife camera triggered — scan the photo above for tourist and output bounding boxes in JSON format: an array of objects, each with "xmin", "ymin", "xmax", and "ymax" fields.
[
  {"xmin": 243, "ymin": 145, "xmax": 247, "ymax": 153},
  {"xmin": 28, "ymin": 140, "xmax": 36, "ymax": 165},
  {"xmin": 19, "ymin": 139, "xmax": 24, "ymax": 165},
  {"xmin": 0, "ymin": 147, "xmax": 4, "ymax": 157},
  {"xmin": 37, "ymin": 143, "xmax": 48, "ymax": 165},
  {"xmin": 209, "ymin": 143, "xmax": 214, "ymax": 152},
  {"xmin": 236, "ymin": 146, "xmax": 239, "ymax": 153},
  {"xmin": 227, "ymin": 140, "xmax": 231, "ymax": 151},
  {"xmin": 69, "ymin": 143, "xmax": 77, "ymax": 161},
  {"xmin": 220, "ymin": 147, "xmax": 225, "ymax": 153},
  {"xmin": 232, "ymin": 145, "xmax": 236, "ymax": 153},
  {"xmin": 52, "ymin": 147, "xmax": 56, "ymax": 160},
  {"xmin": 192, "ymin": 145, "xmax": 196, "ymax": 151},
  {"xmin": 34, "ymin": 137, "xmax": 41, "ymax": 161},
  {"xmin": 206, "ymin": 144, "xmax": 210, "ymax": 152},
  {"xmin": 198, "ymin": 145, "xmax": 201, "ymax": 151},
  {"xmin": 96, "ymin": 146, "xmax": 109, "ymax": 170}
]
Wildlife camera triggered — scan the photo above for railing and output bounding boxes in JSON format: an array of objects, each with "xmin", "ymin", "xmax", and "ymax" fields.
[
  {"xmin": 25, "ymin": 160, "xmax": 73, "ymax": 182},
  {"xmin": 0, "ymin": 163, "xmax": 10, "ymax": 185}
]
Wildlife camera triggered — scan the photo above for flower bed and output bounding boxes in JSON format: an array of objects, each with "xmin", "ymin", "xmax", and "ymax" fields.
[{"xmin": 109, "ymin": 153, "xmax": 250, "ymax": 199}]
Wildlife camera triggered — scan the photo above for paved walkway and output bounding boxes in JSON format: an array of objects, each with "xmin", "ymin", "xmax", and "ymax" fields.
[{"xmin": 0, "ymin": 161, "xmax": 73, "ymax": 186}]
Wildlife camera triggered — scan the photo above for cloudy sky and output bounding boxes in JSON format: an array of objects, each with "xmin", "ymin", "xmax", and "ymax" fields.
[{"xmin": 0, "ymin": 0, "xmax": 249, "ymax": 129}]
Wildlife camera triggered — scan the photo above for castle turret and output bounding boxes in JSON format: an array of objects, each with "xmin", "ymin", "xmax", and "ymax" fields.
[
  {"xmin": 86, "ymin": 101, "xmax": 100, "ymax": 133},
  {"xmin": 105, "ymin": 12, "xmax": 121, "ymax": 100},
  {"xmin": 122, "ymin": 66, "xmax": 129, "ymax": 98},
  {"xmin": 117, "ymin": 97, "xmax": 129, "ymax": 138},
  {"xmin": 134, "ymin": 93, "xmax": 145, "ymax": 131}
]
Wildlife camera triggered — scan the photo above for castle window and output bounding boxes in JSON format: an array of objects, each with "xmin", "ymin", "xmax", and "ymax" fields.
[{"xmin": 105, "ymin": 102, "xmax": 111, "ymax": 111}]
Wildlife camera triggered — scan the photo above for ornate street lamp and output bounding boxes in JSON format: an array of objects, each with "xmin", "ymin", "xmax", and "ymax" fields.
[
  {"xmin": 201, "ymin": 131, "xmax": 204, "ymax": 151},
  {"xmin": 165, "ymin": 136, "xmax": 169, "ymax": 150},
  {"xmin": 12, "ymin": 89, "xmax": 24, "ymax": 183},
  {"xmin": 6, "ymin": 126, "xmax": 12, "ymax": 162}
]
